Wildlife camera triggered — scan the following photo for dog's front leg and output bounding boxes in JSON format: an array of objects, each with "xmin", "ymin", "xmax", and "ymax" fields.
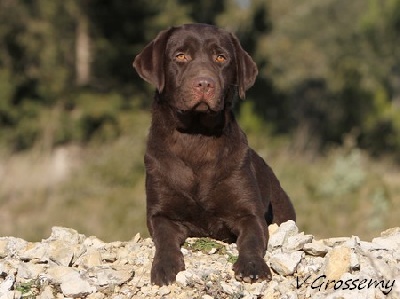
[
  {"xmin": 149, "ymin": 215, "xmax": 187, "ymax": 286},
  {"xmin": 232, "ymin": 215, "xmax": 272, "ymax": 283}
]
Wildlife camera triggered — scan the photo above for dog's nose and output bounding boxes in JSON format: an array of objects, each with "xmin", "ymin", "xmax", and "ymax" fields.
[{"xmin": 193, "ymin": 77, "xmax": 215, "ymax": 93}]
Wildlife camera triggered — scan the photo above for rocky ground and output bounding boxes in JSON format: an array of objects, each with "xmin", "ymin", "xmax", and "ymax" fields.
[{"xmin": 0, "ymin": 221, "xmax": 399, "ymax": 299}]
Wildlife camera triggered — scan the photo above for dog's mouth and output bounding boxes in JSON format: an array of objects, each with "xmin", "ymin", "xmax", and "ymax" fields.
[
  {"xmin": 177, "ymin": 101, "xmax": 221, "ymax": 115},
  {"xmin": 193, "ymin": 101, "xmax": 210, "ymax": 112}
]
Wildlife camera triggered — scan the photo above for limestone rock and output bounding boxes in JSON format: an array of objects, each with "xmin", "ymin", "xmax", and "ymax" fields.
[
  {"xmin": 286, "ymin": 232, "xmax": 313, "ymax": 251},
  {"xmin": 270, "ymin": 251, "xmax": 304, "ymax": 275},
  {"xmin": 372, "ymin": 235, "xmax": 400, "ymax": 251},
  {"xmin": 303, "ymin": 240, "xmax": 330, "ymax": 256},
  {"xmin": 323, "ymin": 246, "xmax": 351, "ymax": 281},
  {"xmin": 268, "ymin": 220, "xmax": 298, "ymax": 251},
  {"xmin": 0, "ymin": 240, "xmax": 9, "ymax": 259},
  {"xmin": 46, "ymin": 227, "xmax": 85, "ymax": 245},
  {"xmin": 85, "ymin": 265, "xmax": 134, "ymax": 286},
  {"xmin": 19, "ymin": 242, "xmax": 48, "ymax": 263},
  {"xmin": 47, "ymin": 266, "xmax": 95, "ymax": 297},
  {"xmin": 0, "ymin": 237, "xmax": 27, "ymax": 258},
  {"xmin": 0, "ymin": 223, "xmax": 398, "ymax": 298},
  {"xmin": 0, "ymin": 274, "xmax": 15, "ymax": 296}
]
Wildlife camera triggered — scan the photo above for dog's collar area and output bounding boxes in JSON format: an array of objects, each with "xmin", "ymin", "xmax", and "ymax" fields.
[{"xmin": 175, "ymin": 109, "xmax": 226, "ymax": 137}]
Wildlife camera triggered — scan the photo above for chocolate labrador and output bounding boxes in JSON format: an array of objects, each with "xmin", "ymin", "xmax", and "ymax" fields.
[{"xmin": 133, "ymin": 23, "xmax": 296, "ymax": 286}]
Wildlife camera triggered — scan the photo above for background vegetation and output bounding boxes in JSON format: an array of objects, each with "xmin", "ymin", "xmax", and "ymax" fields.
[{"xmin": 0, "ymin": 0, "xmax": 399, "ymax": 241}]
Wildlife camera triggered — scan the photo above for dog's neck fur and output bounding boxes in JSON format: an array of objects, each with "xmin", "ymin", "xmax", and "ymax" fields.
[
  {"xmin": 152, "ymin": 92, "xmax": 238, "ymax": 138},
  {"xmin": 149, "ymin": 92, "xmax": 247, "ymax": 168}
]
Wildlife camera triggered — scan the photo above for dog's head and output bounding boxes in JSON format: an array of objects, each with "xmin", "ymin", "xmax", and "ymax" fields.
[{"xmin": 133, "ymin": 23, "xmax": 257, "ymax": 113}]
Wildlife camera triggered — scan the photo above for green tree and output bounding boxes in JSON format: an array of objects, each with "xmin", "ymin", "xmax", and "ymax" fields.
[
  {"xmin": 263, "ymin": 0, "xmax": 400, "ymax": 156},
  {"xmin": 0, "ymin": 1, "xmax": 79, "ymax": 149}
]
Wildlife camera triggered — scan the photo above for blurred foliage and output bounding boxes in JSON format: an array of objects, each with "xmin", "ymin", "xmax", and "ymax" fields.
[
  {"xmin": 1, "ymin": 0, "xmax": 400, "ymax": 157},
  {"xmin": 1, "ymin": 0, "xmax": 400, "ymax": 241},
  {"xmin": 265, "ymin": 0, "xmax": 400, "ymax": 156}
]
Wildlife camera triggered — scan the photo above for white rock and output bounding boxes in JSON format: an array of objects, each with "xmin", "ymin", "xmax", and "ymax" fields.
[
  {"xmin": 46, "ymin": 227, "xmax": 84, "ymax": 245},
  {"xmin": 87, "ymin": 292, "xmax": 106, "ymax": 299},
  {"xmin": 180, "ymin": 247, "xmax": 190, "ymax": 256},
  {"xmin": 280, "ymin": 220, "xmax": 299, "ymax": 235},
  {"xmin": 83, "ymin": 236, "xmax": 106, "ymax": 249},
  {"xmin": 0, "ymin": 240, "xmax": 9, "ymax": 258},
  {"xmin": 101, "ymin": 249, "xmax": 117, "ymax": 262},
  {"xmin": 268, "ymin": 231, "xmax": 287, "ymax": 251},
  {"xmin": 208, "ymin": 248, "xmax": 217, "ymax": 254},
  {"xmin": 282, "ymin": 291, "xmax": 298, "ymax": 299},
  {"xmin": 0, "ymin": 237, "xmax": 27, "ymax": 257},
  {"xmin": 17, "ymin": 262, "xmax": 46, "ymax": 281},
  {"xmin": 244, "ymin": 281, "xmax": 267, "ymax": 295},
  {"xmin": 268, "ymin": 220, "xmax": 299, "ymax": 252},
  {"xmin": 19, "ymin": 242, "xmax": 48, "ymax": 263},
  {"xmin": 372, "ymin": 236, "xmax": 399, "ymax": 251},
  {"xmin": 296, "ymin": 256, "xmax": 324, "ymax": 275},
  {"xmin": 46, "ymin": 266, "xmax": 75, "ymax": 282},
  {"xmin": 393, "ymin": 249, "xmax": 400, "ymax": 261},
  {"xmin": 350, "ymin": 250, "xmax": 360, "ymax": 271},
  {"xmin": 303, "ymin": 240, "xmax": 329, "ymax": 256},
  {"xmin": 268, "ymin": 223, "xmax": 279, "ymax": 235},
  {"xmin": 86, "ymin": 265, "xmax": 134, "ymax": 286},
  {"xmin": 59, "ymin": 270, "xmax": 95, "ymax": 297},
  {"xmin": 380, "ymin": 227, "xmax": 400, "ymax": 237},
  {"xmin": 0, "ymin": 225, "xmax": 399, "ymax": 298},
  {"xmin": 344, "ymin": 235, "xmax": 361, "ymax": 248},
  {"xmin": 76, "ymin": 249, "xmax": 103, "ymax": 268},
  {"xmin": 158, "ymin": 285, "xmax": 171, "ymax": 296},
  {"xmin": 176, "ymin": 271, "xmax": 189, "ymax": 286},
  {"xmin": 322, "ymin": 237, "xmax": 350, "ymax": 247},
  {"xmin": 358, "ymin": 240, "xmax": 386, "ymax": 251},
  {"xmin": 220, "ymin": 281, "xmax": 235, "ymax": 295},
  {"xmin": 286, "ymin": 233, "xmax": 313, "ymax": 251},
  {"xmin": 45, "ymin": 265, "xmax": 96, "ymax": 297},
  {"xmin": 37, "ymin": 286, "xmax": 55, "ymax": 299},
  {"xmin": 0, "ymin": 274, "xmax": 15, "ymax": 296},
  {"xmin": 0, "ymin": 291, "xmax": 17, "ymax": 299},
  {"xmin": 323, "ymin": 246, "xmax": 351, "ymax": 281},
  {"xmin": 270, "ymin": 251, "xmax": 304, "ymax": 275},
  {"xmin": 131, "ymin": 233, "xmax": 141, "ymax": 243},
  {"xmin": 0, "ymin": 260, "xmax": 17, "ymax": 276},
  {"xmin": 262, "ymin": 280, "xmax": 279, "ymax": 297},
  {"xmin": 47, "ymin": 240, "xmax": 74, "ymax": 266}
]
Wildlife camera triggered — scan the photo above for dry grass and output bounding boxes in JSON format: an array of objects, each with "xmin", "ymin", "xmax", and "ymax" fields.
[{"xmin": 0, "ymin": 109, "xmax": 399, "ymax": 242}]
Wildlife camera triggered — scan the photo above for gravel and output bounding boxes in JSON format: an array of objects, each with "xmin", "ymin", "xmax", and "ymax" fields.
[{"xmin": 0, "ymin": 221, "xmax": 399, "ymax": 298}]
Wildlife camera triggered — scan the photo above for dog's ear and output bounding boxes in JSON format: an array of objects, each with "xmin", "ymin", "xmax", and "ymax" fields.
[
  {"xmin": 230, "ymin": 33, "xmax": 258, "ymax": 100},
  {"xmin": 133, "ymin": 28, "xmax": 173, "ymax": 93}
]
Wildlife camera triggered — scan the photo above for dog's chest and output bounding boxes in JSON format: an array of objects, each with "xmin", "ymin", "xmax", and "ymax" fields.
[{"xmin": 154, "ymin": 131, "xmax": 243, "ymax": 198}]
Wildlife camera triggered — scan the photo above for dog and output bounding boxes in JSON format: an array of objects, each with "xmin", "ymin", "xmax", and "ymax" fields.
[{"xmin": 133, "ymin": 23, "xmax": 296, "ymax": 286}]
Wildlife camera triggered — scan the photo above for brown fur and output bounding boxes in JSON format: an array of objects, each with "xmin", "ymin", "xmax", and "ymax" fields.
[{"xmin": 133, "ymin": 23, "xmax": 296, "ymax": 286}]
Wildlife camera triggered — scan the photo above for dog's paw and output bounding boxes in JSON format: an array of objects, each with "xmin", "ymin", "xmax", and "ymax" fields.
[
  {"xmin": 233, "ymin": 256, "xmax": 272, "ymax": 283},
  {"xmin": 151, "ymin": 255, "xmax": 185, "ymax": 286}
]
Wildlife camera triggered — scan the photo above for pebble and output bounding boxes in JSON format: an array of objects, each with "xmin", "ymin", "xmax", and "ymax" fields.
[{"xmin": 0, "ymin": 224, "xmax": 398, "ymax": 298}]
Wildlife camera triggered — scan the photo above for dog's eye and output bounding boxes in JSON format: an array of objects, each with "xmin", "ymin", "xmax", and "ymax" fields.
[
  {"xmin": 215, "ymin": 55, "xmax": 226, "ymax": 63},
  {"xmin": 175, "ymin": 53, "xmax": 188, "ymax": 62}
]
